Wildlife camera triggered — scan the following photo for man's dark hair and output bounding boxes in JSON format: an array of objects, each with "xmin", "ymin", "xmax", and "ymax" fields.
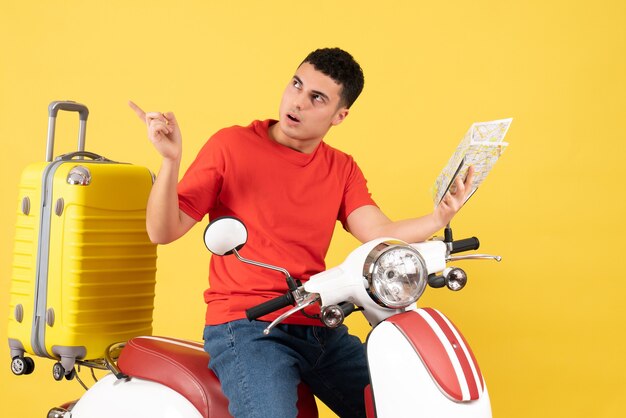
[{"xmin": 302, "ymin": 48, "xmax": 364, "ymax": 109}]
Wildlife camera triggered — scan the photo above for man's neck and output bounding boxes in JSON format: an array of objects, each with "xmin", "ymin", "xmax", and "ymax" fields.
[{"xmin": 268, "ymin": 123, "xmax": 322, "ymax": 154}]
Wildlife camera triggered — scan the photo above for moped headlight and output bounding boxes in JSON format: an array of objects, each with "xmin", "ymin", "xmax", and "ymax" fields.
[{"xmin": 363, "ymin": 241, "xmax": 428, "ymax": 309}]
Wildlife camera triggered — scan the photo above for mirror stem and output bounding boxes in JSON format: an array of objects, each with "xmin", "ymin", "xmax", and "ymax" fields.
[{"xmin": 232, "ymin": 249, "xmax": 299, "ymax": 290}]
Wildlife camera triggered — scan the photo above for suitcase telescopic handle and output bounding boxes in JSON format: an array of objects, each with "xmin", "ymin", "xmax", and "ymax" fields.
[{"xmin": 46, "ymin": 101, "xmax": 90, "ymax": 162}]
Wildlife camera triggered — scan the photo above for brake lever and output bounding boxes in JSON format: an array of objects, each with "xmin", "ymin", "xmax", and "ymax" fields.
[
  {"xmin": 263, "ymin": 293, "xmax": 319, "ymax": 335},
  {"xmin": 446, "ymin": 254, "xmax": 502, "ymax": 262}
]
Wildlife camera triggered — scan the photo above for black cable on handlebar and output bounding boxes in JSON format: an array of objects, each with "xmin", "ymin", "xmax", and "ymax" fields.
[
  {"xmin": 245, "ymin": 293, "xmax": 295, "ymax": 321},
  {"xmin": 450, "ymin": 237, "xmax": 480, "ymax": 254}
]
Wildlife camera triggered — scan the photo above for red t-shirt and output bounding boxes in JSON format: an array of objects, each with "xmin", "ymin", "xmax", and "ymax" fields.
[{"xmin": 178, "ymin": 119, "xmax": 376, "ymax": 326}]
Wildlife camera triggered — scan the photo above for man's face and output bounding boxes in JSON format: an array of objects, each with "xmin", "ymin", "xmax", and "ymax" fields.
[{"xmin": 275, "ymin": 62, "xmax": 349, "ymax": 147}]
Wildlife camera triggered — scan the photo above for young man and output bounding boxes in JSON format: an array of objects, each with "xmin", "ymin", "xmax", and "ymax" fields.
[{"xmin": 130, "ymin": 48, "xmax": 473, "ymax": 418}]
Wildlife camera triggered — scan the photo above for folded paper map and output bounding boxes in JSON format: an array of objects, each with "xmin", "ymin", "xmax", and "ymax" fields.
[{"xmin": 432, "ymin": 118, "xmax": 512, "ymax": 207}]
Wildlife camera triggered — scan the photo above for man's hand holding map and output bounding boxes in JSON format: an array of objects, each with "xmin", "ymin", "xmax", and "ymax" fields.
[{"xmin": 432, "ymin": 118, "xmax": 513, "ymax": 207}]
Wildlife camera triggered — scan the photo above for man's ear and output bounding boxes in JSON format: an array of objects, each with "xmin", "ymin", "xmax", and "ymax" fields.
[{"xmin": 332, "ymin": 108, "xmax": 350, "ymax": 126}]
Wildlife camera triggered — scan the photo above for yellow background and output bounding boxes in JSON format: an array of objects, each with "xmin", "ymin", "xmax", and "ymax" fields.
[{"xmin": 1, "ymin": 1, "xmax": 625, "ymax": 416}]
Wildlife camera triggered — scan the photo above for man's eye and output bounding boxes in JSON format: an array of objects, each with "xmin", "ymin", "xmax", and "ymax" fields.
[
  {"xmin": 312, "ymin": 94, "xmax": 324, "ymax": 103},
  {"xmin": 293, "ymin": 80, "xmax": 301, "ymax": 89}
]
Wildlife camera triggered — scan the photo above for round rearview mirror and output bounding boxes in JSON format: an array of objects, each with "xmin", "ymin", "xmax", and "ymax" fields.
[{"xmin": 203, "ymin": 217, "xmax": 248, "ymax": 256}]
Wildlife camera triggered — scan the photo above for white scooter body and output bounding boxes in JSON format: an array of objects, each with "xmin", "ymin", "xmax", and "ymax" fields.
[
  {"xmin": 70, "ymin": 374, "xmax": 203, "ymax": 418},
  {"xmin": 50, "ymin": 219, "xmax": 496, "ymax": 418}
]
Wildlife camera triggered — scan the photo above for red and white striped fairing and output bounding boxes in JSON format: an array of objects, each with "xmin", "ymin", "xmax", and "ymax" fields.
[{"xmin": 387, "ymin": 308, "xmax": 485, "ymax": 402}]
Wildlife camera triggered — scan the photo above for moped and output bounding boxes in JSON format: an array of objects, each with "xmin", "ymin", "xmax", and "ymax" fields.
[{"xmin": 48, "ymin": 217, "xmax": 500, "ymax": 418}]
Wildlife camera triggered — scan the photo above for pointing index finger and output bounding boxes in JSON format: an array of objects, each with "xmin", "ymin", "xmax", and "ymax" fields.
[{"xmin": 128, "ymin": 100, "xmax": 147, "ymax": 123}]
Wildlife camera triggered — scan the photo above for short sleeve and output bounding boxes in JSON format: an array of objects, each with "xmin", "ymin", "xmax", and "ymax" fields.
[
  {"xmin": 337, "ymin": 158, "xmax": 377, "ymax": 226},
  {"xmin": 177, "ymin": 134, "xmax": 226, "ymax": 222}
]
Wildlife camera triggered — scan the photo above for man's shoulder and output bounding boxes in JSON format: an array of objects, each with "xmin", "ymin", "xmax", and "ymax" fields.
[
  {"xmin": 320, "ymin": 141, "xmax": 358, "ymax": 166},
  {"xmin": 209, "ymin": 119, "xmax": 269, "ymax": 144},
  {"xmin": 212, "ymin": 120, "xmax": 258, "ymax": 137}
]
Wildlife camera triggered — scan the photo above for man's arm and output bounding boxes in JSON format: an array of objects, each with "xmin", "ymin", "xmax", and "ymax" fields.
[
  {"xmin": 346, "ymin": 166, "xmax": 475, "ymax": 243},
  {"xmin": 146, "ymin": 157, "xmax": 197, "ymax": 244},
  {"xmin": 129, "ymin": 101, "xmax": 197, "ymax": 244}
]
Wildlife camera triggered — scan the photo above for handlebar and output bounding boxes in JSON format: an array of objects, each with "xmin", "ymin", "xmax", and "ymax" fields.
[
  {"xmin": 450, "ymin": 237, "xmax": 480, "ymax": 254},
  {"xmin": 245, "ymin": 293, "xmax": 295, "ymax": 321}
]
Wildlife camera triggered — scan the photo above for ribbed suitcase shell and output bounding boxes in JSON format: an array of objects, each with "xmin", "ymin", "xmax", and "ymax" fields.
[
  {"xmin": 8, "ymin": 159, "xmax": 157, "ymax": 372},
  {"xmin": 8, "ymin": 102, "xmax": 157, "ymax": 376}
]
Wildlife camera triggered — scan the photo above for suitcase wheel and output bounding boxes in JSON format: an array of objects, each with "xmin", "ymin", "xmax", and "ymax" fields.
[
  {"xmin": 11, "ymin": 356, "xmax": 35, "ymax": 375},
  {"xmin": 52, "ymin": 361, "xmax": 76, "ymax": 381},
  {"xmin": 65, "ymin": 367, "xmax": 77, "ymax": 381},
  {"xmin": 52, "ymin": 362, "xmax": 65, "ymax": 381}
]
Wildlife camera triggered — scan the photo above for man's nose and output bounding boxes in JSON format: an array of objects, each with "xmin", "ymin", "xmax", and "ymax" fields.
[{"xmin": 293, "ymin": 92, "xmax": 307, "ymax": 110}]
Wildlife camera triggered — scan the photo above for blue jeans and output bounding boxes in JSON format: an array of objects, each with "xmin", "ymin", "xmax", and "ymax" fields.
[{"xmin": 203, "ymin": 320, "xmax": 369, "ymax": 418}]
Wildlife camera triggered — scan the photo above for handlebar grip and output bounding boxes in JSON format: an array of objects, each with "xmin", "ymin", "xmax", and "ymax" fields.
[
  {"xmin": 450, "ymin": 237, "xmax": 480, "ymax": 254},
  {"xmin": 246, "ymin": 293, "xmax": 295, "ymax": 321}
]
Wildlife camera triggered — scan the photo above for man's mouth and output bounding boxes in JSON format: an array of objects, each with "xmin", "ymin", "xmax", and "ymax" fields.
[{"xmin": 286, "ymin": 113, "xmax": 300, "ymax": 123}]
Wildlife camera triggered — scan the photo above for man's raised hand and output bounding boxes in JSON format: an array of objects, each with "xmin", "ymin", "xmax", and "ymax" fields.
[{"xmin": 129, "ymin": 100, "xmax": 182, "ymax": 161}]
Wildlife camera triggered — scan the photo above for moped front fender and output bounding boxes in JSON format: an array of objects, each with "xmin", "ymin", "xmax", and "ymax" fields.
[{"xmin": 366, "ymin": 308, "xmax": 491, "ymax": 418}]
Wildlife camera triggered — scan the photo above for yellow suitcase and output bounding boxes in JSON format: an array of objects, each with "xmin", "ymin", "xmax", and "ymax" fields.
[{"xmin": 7, "ymin": 101, "xmax": 157, "ymax": 380}]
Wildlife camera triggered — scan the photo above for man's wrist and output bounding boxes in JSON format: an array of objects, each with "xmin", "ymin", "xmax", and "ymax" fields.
[
  {"xmin": 161, "ymin": 156, "xmax": 182, "ymax": 169},
  {"xmin": 430, "ymin": 211, "xmax": 448, "ymax": 233}
]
